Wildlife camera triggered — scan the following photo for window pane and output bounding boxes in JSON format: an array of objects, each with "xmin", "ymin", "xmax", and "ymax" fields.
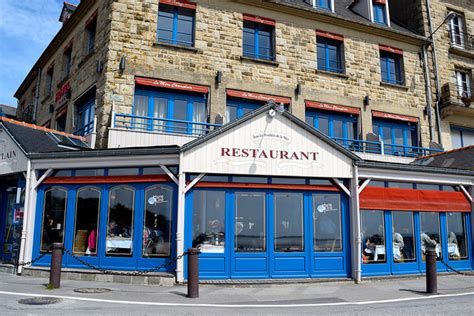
[
  {"xmin": 361, "ymin": 210, "xmax": 385, "ymax": 263},
  {"xmin": 192, "ymin": 101, "xmax": 207, "ymax": 135},
  {"xmin": 446, "ymin": 213, "xmax": 468, "ymax": 260},
  {"xmin": 176, "ymin": 8, "xmax": 194, "ymax": 45},
  {"xmin": 333, "ymin": 119, "xmax": 343, "ymax": 138},
  {"xmin": 420, "ymin": 212, "xmax": 442, "ymax": 260},
  {"xmin": 107, "ymin": 186, "xmax": 134, "ymax": 256},
  {"xmin": 317, "ymin": 116, "xmax": 329, "ymax": 135},
  {"xmin": 157, "ymin": 7, "xmax": 174, "ymax": 43},
  {"xmin": 153, "ymin": 97, "xmax": 168, "ymax": 132},
  {"xmin": 41, "ymin": 188, "xmax": 67, "ymax": 252},
  {"xmin": 133, "ymin": 95, "xmax": 149, "ymax": 130},
  {"xmin": 73, "ymin": 187, "xmax": 100, "ymax": 256},
  {"xmin": 314, "ymin": 194, "xmax": 342, "ymax": 252},
  {"xmin": 243, "ymin": 26, "xmax": 256, "ymax": 57},
  {"xmin": 258, "ymin": 28, "xmax": 273, "ymax": 59},
  {"xmin": 317, "ymin": 41, "xmax": 327, "ymax": 70},
  {"xmin": 226, "ymin": 104, "xmax": 238, "ymax": 123},
  {"xmin": 192, "ymin": 190, "xmax": 226, "ymax": 253},
  {"xmin": 235, "ymin": 192, "xmax": 265, "ymax": 252},
  {"xmin": 172, "ymin": 98, "xmax": 188, "ymax": 134},
  {"xmin": 275, "ymin": 193, "xmax": 304, "ymax": 252},
  {"xmin": 392, "ymin": 211, "xmax": 416, "ymax": 262},
  {"xmin": 143, "ymin": 185, "xmax": 173, "ymax": 257},
  {"xmin": 75, "ymin": 169, "xmax": 105, "ymax": 177},
  {"xmin": 108, "ymin": 168, "xmax": 139, "ymax": 176}
]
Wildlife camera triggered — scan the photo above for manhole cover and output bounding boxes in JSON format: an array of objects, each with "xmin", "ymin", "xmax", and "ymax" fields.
[
  {"xmin": 18, "ymin": 297, "xmax": 62, "ymax": 305},
  {"xmin": 74, "ymin": 288, "xmax": 112, "ymax": 294}
]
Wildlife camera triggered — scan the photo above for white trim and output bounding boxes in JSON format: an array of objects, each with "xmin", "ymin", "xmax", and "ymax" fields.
[
  {"xmin": 17, "ymin": 161, "xmax": 33, "ymax": 274},
  {"xmin": 459, "ymin": 185, "xmax": 473, "ymax": 202},
  {"xmin": 332, "ymin": 178, "xmax": 351, "ymax": 197},
  {"xmin": 350, "ymin": 165, "xmax": 361, "ymax": 283},
  {"xmin": 358, "ymin": 178, "xmax": 371, "ymax": 195},
  {"xmin": 33, "ymin": 168, "xmax": 53, "ymax": 190},
  {"xmin": 160, "ymin": 164, "xmax": 179, "ymax": 185},
  {"xmin": 176, "ymin": 152, "xmax": 186, "ymax": 283},
  {"xmin": 184, "ymin": 173, "xmax": 205, "ymax": 194}
]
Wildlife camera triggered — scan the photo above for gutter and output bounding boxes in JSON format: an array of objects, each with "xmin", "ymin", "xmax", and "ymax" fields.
[
  {"xmin": 421, "ymin": 44, "xmax": 435, "ymax": 142},
  {"xmin": 32, "ymin": 67, "xmax": 42, "ymax": 123}
]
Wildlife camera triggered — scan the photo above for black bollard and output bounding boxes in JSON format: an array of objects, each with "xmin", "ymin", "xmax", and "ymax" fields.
[
  {"xmin": 426, "ymin": 249, "xmax": 437, "ymax": 294},
  {"xmin": 187, "ymin": 248, "xmax": 200, "ymax": 298},
  {"xmin": 49, "ymin": 243, "xmax": 64, "ymax": 289}
]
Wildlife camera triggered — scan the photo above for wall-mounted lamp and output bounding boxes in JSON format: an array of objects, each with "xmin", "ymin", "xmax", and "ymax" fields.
[
  {"xmin": 215, "ymin": 71, "xmax": 222, "ymax": 85},
  {"xmin": 295, "ymin": 83, "xmax": 302, "ymax": 96},
  {"xmin": 363, "ymin": 95, "xmax": 370, "ymax": 107},
  {"xmin": 119, "ymin": 56, "xmax": 126, "ymax": 73}
]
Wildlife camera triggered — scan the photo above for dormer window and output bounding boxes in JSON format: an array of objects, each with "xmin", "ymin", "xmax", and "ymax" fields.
[
  {"xmin": 372, "ymin": 0, "xmax": 388, "ymax": 26},
  {"xmin": 313, "ymin": 0, "xmax": 333, "ymax": 11}
]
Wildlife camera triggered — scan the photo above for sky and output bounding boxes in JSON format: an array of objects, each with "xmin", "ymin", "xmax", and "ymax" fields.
[{"xmin": 0, "ymin": 0, "xmax": 80, "ymax": 107}]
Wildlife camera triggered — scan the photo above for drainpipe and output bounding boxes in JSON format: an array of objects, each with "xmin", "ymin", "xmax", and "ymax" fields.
[
  {"xmin": 176, "ymin": 152, "xmax": 186, "ymax": 283},
  {"xmin": 425, "ymin": 0, "xmax": 444, "ymax": 147},
  {"xmin": 421, "ymin": 45, "xmax": 435, "ymax": 142},
  {"xmin": 17, "ymin": 160, "xmax": 32, "ymax": 274},
  {"xmin": 351, "ymin": 164, "xmax": 362, "ymax": 283},
  {"xmin": 32, "ymin": 67, "xmax": 42, "ymax": 123}
]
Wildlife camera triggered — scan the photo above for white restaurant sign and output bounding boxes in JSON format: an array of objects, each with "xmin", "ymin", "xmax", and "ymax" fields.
[
  {"xmin": 182, "ymin": 112, "xmax": 353, "ymax": 178},
  {"xmin": 0, "ymin": 133, "xmax": 27, "ymax": 175}
]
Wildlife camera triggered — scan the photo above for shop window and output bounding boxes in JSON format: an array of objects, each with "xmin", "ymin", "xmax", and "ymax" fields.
[
  {"xmin": 74, "ymin": 91, "xmax": 95, "ymax": 136},
  {"xmin": 449, "ymin": 12, "xmax": 465, "ymax": 47},
  {"xmin": 74, "ymin": 169, "xmax": 105, "ymax": 177},
  {"xmin": 306, "ymin": 109, "xmax": 357, "ymax": 144},
  {"xmin": 372, "ymin": 1, "xmax": 387, "ymax": 25},
  {"xmin": 192, "ymin": 190, "xmax": 226, "ymax": 253},
  {"xmin": 108, "ymin": 168, "xmax": 140, "ymax": 176},
  {"xmin": 446, "ymin": 213, "xmax": 468, "ymax": 260},
  {"xmin": 455, "ymin": 69, "xmax": 472, "ymax": 98},
  {"xmin": 387, "ymin": 182, "xmax": 414, "ymax": 189},
  {"xmin": 235, "ymin": 192, "xmax": 266, "ymax": 252},
  {"xmin": 380, "ymin": 50, "xmax": 404, "ymax": 85},
  {"xmin": 313, "ymin": 194, "xmax": 342, "ymax": 252},
  {"xmin": 243, "ymin": 17, "xmax": 275, "ymax": 61},
  {"xmin": 317, "ymin": 35, "xmax": 344, "ymax": 74},
  {"xmin": 451, "ymin": 126, "xmax": 474, "ymax": 149},
  {"xmin": 133, "ymin": 88, "xmax": 207, "ymax": 135},
  {"xmin": 106, "ymin": 186, "xmax": 135, "ymax": 256},
  {"xmin": 85, "ymin": 15, "xmax": 97, "ymax": 54},
  {"xmin": 143, "ymin": 185, "xmax": 173, "ymax": 257},
  {"xmin": 373, "ymin": 119, "xmax": 417, "ymax": 155},
  {"xmin": 63, "ymin": 45, "xmax": 73, "ymax": 78},
  {"xmin": 40, "ymin": 187, "xmax": 67, "ymax": 252},
  {"xmin": 157, "ymin": 3, "xmax": 195, "ymax": 47},
  {"xmin": 361, "ymin": 210, "xmax": 386, "ymax": 264},
  {"xmin": 271, "ymin": 177, "xmax": 306, "ymax": 185},
  {"xmin": 233, "ymin": 176, "xmax": 268, "ymax": 184},
  {"xmin": 420, "ymin": 212, "xmax": 442, "ymax": 260},
  {"xmin": 314, "ymin": 0, "xmax": 332, "ymax": 11},
  {"xmin": 73, "ymin": 187, "xmax": 100, "ymax": 256},
  {"xmin": 274, "ymin": 193, "xmax": 304, "ymax": 252},
  {"xmin": 392, "ymin": 211, "xmax": 416, "ymax": 263}
]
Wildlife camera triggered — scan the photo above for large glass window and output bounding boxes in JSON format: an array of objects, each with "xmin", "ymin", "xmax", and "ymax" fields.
[
  {"xmin": 133, "ymin": 88, "xmax": 207, "ymax": 135},
  {"xmin": 143, "ymin": 185, "xmax": 173, "ymax": 257},
  {"xmin": 274, "ymin": 193, "xmax": 304, "ymax": 252},
  {"xmin": 73, "ymin": 187, "xmax": 100, "ymax": 256},
  {"xmin": 380, "ymin": 51, "xmax": 404, "ymax": 85},
  {"xmin": 243, "ymin": 20, "xmax": 275, "ymax": 61},
  {"xmin": 41, "ymin": 187, "xmax": 67, "ymax": 252},
  {"xmin": 106, "ymin": 186, "xmax": 134, "ymax": 256},
  {"xmin": 451, "ymin": 126, "xmax": 474, "ymax": 149},
  {"xmin": 235, "ymin": 192, "xmax": 266, "ymax": 252},
  {"xmin": 446, "ymin": 213, "xmax": 468, "ymax": 260},
  {"xmin": 192, "ymin": 190, "xmax": 226, "ymax": 253},
  {"xmin": 420, "ymin": 212, "xmax": 442, "ymax": 260},
  {"xmin": 361, "ymin": 210, "xmax": 385, "ymax": 264},
  {"xmin": 306, "ymin": 109, "xmax": 357, "ymax": 147},
  {"xmin": 317, "ymin": 36, "xmax": 344, "ymax": 74},
  {"xmin": 313, "ymin": 194, "xmax": 342, "ymax": 252},
  {"xmin": 392, "ymin": 211, "xmax": 416, "ymax": 263},
  {"xmin": 373, "ymin": 119, "xmax": 417, "ymax": 156},
  {"xmin": 157, "ymin": 4, "xmax": 195, "ymax": 47}
]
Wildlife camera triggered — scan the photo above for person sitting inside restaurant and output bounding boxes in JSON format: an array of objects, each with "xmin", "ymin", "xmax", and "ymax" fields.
[{"xmin": 392, "ymin": 231, "xmax": 404, "ymax": 261}]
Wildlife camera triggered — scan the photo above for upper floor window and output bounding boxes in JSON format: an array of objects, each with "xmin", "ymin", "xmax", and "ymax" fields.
[
  {"xmin": 449, "ymin": 12, "xmax": 465, "ymax": 47},
  {"xmin": 379, "ymin": 45, "xmax": 404, "ymax": 85},
  {"xmin": 316, "ymin": 31, "xmax": 344, "ymax": 74},
  {"xmin": 74, "ymin": 89, "xmax": 95, "ymax": 136},
  {"xmin": 372, "ymin": 0, "xmax": 388, "ymax": 25},
  {"xmin": 455, "ymin": 69, "xmax": 472, "ymax": 98},
  {"xmin": 243, "ymin": 14, "xmax": 275, "ymax": 61},
  {"xmin": 55, "ymin": 106, "xmax": 67, "ymax": 132},
  {"xmin": 63, "ymin": 44, "xmax": 73, "ymax": 78},
  {"xmin": 305, "ymin": 107, "xmax": 358, "ymax": 143},
  {"xmin": 46, "ymin": 66, "xmax": 54, "ymax": 95},
  {"xmin": 157, "ymin": 2, "xmax": 196, "ymax": 47},
  {"xmin": 373, "ymin": 117, "xmax": 417, "ymax": 156},
  {"xmin": 451, "ymin": 126, "xmax": 474, "ymax": 149},
  {"xmin": 85, "ymin": 12, "xmax": 97, "ymax": 54},
  {"xmin": 314, "ymin": 0, "xmax": 332, "ymax": 11}
]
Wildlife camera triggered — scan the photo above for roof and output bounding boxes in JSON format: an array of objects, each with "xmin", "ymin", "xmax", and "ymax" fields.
[
  {"xmin": 181, "ymin": 102, "xmax": 362, "ymax": 161},
  {"xmin": 0, "ymin": 104, "xmax": 17, "ymax": 118},
  {"xmin": 0, "ymin": 117, "xmax": 89, "ymax": 155},
  {"xmin": 413, "ymin": 145, "xmax": 474, "ymax": 171},
  {"xmin": 268, "ymin": 0, "xmax": 421, "ymax": 36},
  {"xmin": 357, "ymin": 160, "xmax": 474, "ymax": 177}
]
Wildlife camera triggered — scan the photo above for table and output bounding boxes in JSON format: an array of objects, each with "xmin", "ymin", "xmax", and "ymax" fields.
[
  {"xmin": 106, "ymin": 237, "xmax": 132, "ymax": 251},
  {"xmin": 373, "ymin": 245, "xmax": 385, "ymax": 261},
  {"xmin": 199, "ymin": 244, "xmax": 225, "ymax": 253}
]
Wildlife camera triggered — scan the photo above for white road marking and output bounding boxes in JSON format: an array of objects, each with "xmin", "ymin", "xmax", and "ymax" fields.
[{"xmin": 1, "ymin": 290, "xmax": 473, "ymax": 308}]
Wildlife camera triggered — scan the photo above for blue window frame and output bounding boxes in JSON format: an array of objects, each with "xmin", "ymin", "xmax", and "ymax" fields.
[
  {"xmin": 373, "ymin": 119, "xmax": 417, "ymax": 155},
  {"xmin": 451, "ymin": 126, "xmax": 474, "ymax": 148},
  {"xmin": 226, "ymin": 98, "xmax": 262, "ymax": 122},
  {"xmin": 315, "ymin": 0, "xmax": 332, "ymax": 11},
  {"xmin": 133, "ymin": 88, "xmax": 207, "ymax": 135},
  {"xmin": 305, "ymin": 109, "xmax": 357, "ymax": 145},
  {"xmin": 157, "ymin": 4, "xmax": 195, "ymax": 47},
  {"xmin": 75, "ymin": 98, "xmax": 95, "ymax": 136},
  {"xmin": 317, "ymin": 37, "xmax": 344, "ymax": 73},
  {"xmin": 373, "ymin": 2, "xmax": 387, "ymax": 25},
  {"xmin": 380, "ymin": 51, "xmax": 404, "ymax": 85},
  {"xmin": 243, "ymin": 21, "xmax": 275, "ymax": 61}
]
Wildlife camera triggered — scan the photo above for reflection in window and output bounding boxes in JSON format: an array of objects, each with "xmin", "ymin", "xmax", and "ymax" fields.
[
  {"xmin": 235, "ymin": 192, "xmax": 266, "ymax": 252},
  {"xmin": 73, "ymin": 187, "xmax": 100, "ymax": 256},
  {"xmin": 313, "ymin": 194, "xmax": 342, "ymax": 252},
  {"xmin": 447, "ymin": 213, "xmax": 468, "ymax": 260},
  {"xmin": 361, "ymin": 210, "xmax": 385, "ymax": 263},
  {"xmin": 274, "ymin": 193, "xmax": 304, "ymax": 252},
  {"xmin": 41, "ymin": 187, "xmax": 67, "ymax": 252},
  {"xmin": 143, "ymin": 185, "xmax": 173, "ymax": 257},
  {"xmin": 106, "ymin": 186, "xmax": 134, "ymax": 256},
  {"xmin": 192, "ymin": 190, "xmax": 226, "ymax": 253},
  {"xmin": 392, "ymin": 211, "xmax": 415, "ymax": 262},
  {"xmin": 420, "ymin": 212, "xmax": 442, "ymax": 260}
]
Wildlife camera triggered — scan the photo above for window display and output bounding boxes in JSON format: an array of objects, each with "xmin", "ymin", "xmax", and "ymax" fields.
[
  {"xmin": 447, "ymin": 213, "xmax": 468, "ymax": 260},
  {"xmin": 420, "ymin": 212, "xmax": 442, "ymax": 260},
  {"xmin": 73, "ymin": 187, "xmax": 100, "ymax": 256},
  {"xmin": 235, "ymin": 192, "xmax": 266, "ymax": 252},
  {"xmin": 274, "ymin": 193, "xmax": 304, "ymax": 252},
  {"xmin": 106, "ymin": 186, "xmax": 134, "ymax": 256},
  {"xmin": 392, "ymin": 211, "xmax": 415, "ymax": 262},
  {"xmin": 313, "ymin": 194, "xmax": 342, "ymax": 252},
  {"xmin": 40, "ymin": 187, "xmax": 67, "ymax": 252},
  {"xmin": 361, "ymin": 210, "xmax": 386, "ymax": 263}
]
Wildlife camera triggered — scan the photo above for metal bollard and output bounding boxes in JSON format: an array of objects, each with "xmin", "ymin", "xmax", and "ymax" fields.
[
  {"xmin": 49, "ymin": 243, "xmax": 64, "ymax": 289},
  {"xmin": 187, "ymin": 248, "xmax": 201, "ymax": 298},
  {"xmin": 426, "ymin": 249, "xmax": 437, "ymax": 294}
]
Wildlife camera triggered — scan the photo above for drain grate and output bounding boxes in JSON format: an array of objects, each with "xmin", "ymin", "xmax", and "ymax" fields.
[
  {"xmin": 18, "ymin": 297, "xmax": 62, "ymax": 305},
  {"xmin": 74, "ymin": 288, "xmax": 112, "ymax": 294}
]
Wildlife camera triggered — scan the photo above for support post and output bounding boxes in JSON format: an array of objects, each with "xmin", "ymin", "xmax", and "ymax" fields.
[
  {"xmin": 187, "ymin": 248, "xmax": 200, "ymax": 298},
  {"xmin": 426, "ymin": 248, "xmax": 437, "ymax": 294},
  {"xmin": 49, "ymin": 243, "xmax": 63, "ymax": 288}
]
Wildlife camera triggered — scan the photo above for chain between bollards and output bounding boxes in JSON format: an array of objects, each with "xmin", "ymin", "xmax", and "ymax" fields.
[
  {"xmin": 426, "ymin": 249, "xmax": 437, "ymax": 294},
  {"xmin": 49, "ymin": 242, "xmax": 64, "ymax": 289},
  {"xmin": 187, "ymin": 248, "xmax": 201, "ymax": 298}
]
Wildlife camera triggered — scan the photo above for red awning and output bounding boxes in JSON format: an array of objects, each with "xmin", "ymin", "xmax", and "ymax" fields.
[
  {"xmin": 135, "ymin": 77, "xmax": 209, "ymax": 93},
  {"xmin": 226, "ymin": 89, "xmax": 291, "ymax": 104},
  {"xmin": 306, "ymin": 101, "xmax": 360, "ymax": 115},
  {"xmin": 372, "ymin": 110, "xmax": 418, "ymax": 123},
  {"xmin": 360, "ymin": 187, "xmax": 471, "ymax": 212}
]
